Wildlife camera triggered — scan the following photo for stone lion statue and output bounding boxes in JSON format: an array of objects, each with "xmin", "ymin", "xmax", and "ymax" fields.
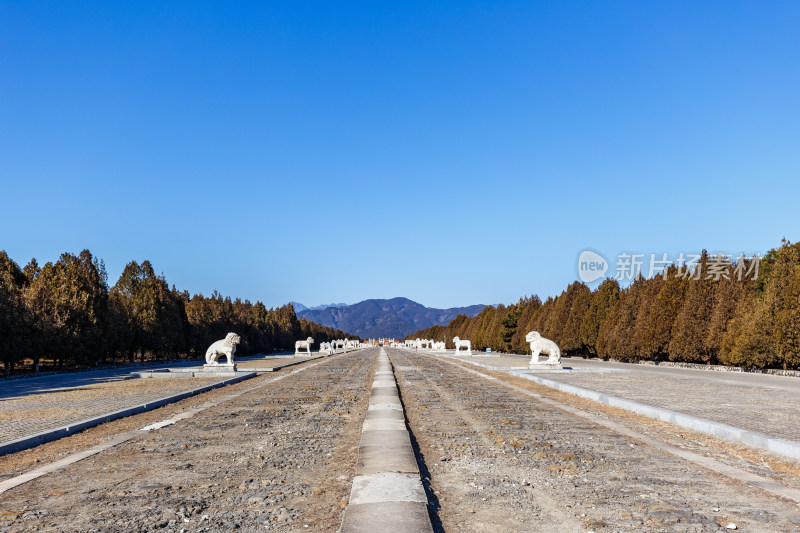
[
  {"xmin": 205, "ymin": 332, "xmax": 241, "ymax": 365},
  {"xmin": 526, "ymin": 331, "xmax": 561, "ymax": 365}
]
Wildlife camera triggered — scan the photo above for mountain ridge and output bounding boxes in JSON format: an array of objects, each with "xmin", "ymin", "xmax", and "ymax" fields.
[
  {"xmin": 290, "ymin": 301, "xmax": 347, "ymax": 313},
  {"xmin": 296, "ymin": 297, "xmax": 487, "ymax": 339}
]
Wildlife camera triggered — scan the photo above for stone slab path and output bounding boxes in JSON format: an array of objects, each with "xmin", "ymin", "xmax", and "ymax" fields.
[{"xmin": 340, "ymin": 348, "xmax": 432, "ymax": 533}]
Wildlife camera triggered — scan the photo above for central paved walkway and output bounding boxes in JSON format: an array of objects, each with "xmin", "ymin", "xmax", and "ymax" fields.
[{"xmin": 443, "ymin": 352, "xmax": 800, "ymax": 444}]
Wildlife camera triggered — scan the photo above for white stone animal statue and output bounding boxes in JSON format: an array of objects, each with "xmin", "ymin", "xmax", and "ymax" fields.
[
  {"xmin": 335, "ymin": 339, "xmax": 346, "ymax": 350},
  {"xmin": 295, "ymin": 336, "xmax": 314, "ymax": 355},
  {"xmin": 319, "ymin": 342, "xmax": 333, "ymax": 354},
  {"xmin": 453, "ymin": 336, "xmax": 472, "ymax": 356},
  {"xmin": 417, "ymin": 339, "xmax": 432, "ymax": 350},
  {"xmin": 432, "ymin": 341, "xmax": 446, "ymax": 351},
  {"xmin": 205, "ymin": 332, "xmax": 241, "ymax": 365},
  {"xmin": 526, "ymin": 331, "xmax": 561, "ymax": 365}
]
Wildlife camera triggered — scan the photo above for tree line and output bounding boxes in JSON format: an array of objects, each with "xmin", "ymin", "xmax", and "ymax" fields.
[
  {"xmin": 0, "ymin": 250, "xmax": 356, "ymax": 376},
  {"xmin": 406, "ymin": 240, "xmax": 800, "ymax": 370}
]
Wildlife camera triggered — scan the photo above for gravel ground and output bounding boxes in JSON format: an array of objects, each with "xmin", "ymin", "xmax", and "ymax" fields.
[
  {"xmin": 388, "ymin": 348, "xmax": 800, "ymax": 533},
  {"xmin": 0, "ymin": 348, "xmax": 378, "ymax": 532}
]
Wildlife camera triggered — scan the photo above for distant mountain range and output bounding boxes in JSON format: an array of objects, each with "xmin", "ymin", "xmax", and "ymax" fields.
[
  {"xmin": 290, "ymin": 302, "xmax": 347, "ymax": 313},
  {"xmin": 294, "ymin": 297, "xmax": 487, "ymax": 339}
]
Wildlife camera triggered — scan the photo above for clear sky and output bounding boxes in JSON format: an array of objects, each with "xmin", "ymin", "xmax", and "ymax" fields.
[{"xmin": 2, "ymin": 1, "xmax": 799, "ymax": 309}]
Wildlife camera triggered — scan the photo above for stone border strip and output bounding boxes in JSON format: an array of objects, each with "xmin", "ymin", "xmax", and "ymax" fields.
[
  {"xmin": 425, "ymin": 350, "xmax": 800, "ymax": 462},
  {"xmin": 340, "ymin": 348, "xmax": 433, "ymax": 533},
  {"xmin": 0, "ymin": 373, "xmax": 257, "ymax": 456},
  {"xmin": 0, "ymin": 354, "xmax": 344, "ymax": 494}
]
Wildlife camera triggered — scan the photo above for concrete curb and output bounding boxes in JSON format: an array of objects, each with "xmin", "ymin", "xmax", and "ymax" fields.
[
  {"xmin": 0, "ymin": 373, "xmax": 256, "ymax": 456},
  {"xmin": 130, "ymin": 370, "xmax": 255, "ymax": 378},
  {"xmin": 424, "ymin": 350, "xmax": 800, "ymax": 462},
  {"xmin": 340, "ymin": 349, "xmax": 432, "ymax": 533}
]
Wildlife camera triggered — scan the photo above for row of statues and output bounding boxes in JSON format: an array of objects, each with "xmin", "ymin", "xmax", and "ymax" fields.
[
  {"xmin": 404, "ymin": 331, "xmax": 561, "ymax": 367},
  {"xmin": 203, "ymin": 329, "xmax": 561, "ymax": 369},
  {"xmin": 202, "ymin": 333, "xmax": 365, "ymax": 366},
  {"xmin": 296, "ymin": 337, "xmax": 362, "ymax": 355},
  {"xmin": 405, "ymin": 336, "xmax": 472, "ymax": 355}
]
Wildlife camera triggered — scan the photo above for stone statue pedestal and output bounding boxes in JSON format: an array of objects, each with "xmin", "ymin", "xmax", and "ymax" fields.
[
  {"xmin": 528, "ymin": 362, "xmax": 563, "ymax": 370},
  {"xmin": 203, "ymin": 363, "xmax": 237, "ymax": 372}
]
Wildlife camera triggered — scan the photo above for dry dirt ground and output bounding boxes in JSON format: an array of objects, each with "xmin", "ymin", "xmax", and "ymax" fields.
[
  {"xmin": 4, "ymin": 346, "xmax": 800, "ymax": 532},
  {"xmin": 387, "ymin": 348, "xmax": 800, "ymax": 533},
  {"xmin": 0, "ymin": 348, "xmax": 378, "ymax": 532}
]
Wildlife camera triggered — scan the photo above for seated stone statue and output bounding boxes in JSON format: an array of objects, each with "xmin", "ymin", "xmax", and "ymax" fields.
[
  {"xmin": 206, "ymin": 333, "xmax": 241, "ymax": 365},
  {"xmin": 525, "ymin": 331, "xmax": 561, "ymax": 365}
]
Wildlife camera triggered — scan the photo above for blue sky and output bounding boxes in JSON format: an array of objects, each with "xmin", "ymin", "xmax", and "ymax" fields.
[{"xmin": 2, "ymin": 1, "xmax": 798, "ymax": 309}]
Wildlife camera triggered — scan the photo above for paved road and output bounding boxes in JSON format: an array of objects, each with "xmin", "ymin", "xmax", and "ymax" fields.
[
  {"xmin": 0, "ymin": 360, "xmax": 202, "ymax": 400},
  {"xmin": 445, "ymin": 352, "xmax": 800, "ymax": 444},
  {"xmin": 0, "ymin": 352, "xmax": 298, "ymax": 400},
  {"xmin": 565, "ymin": 357, "xmax": 800, "ymax": 392}
]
